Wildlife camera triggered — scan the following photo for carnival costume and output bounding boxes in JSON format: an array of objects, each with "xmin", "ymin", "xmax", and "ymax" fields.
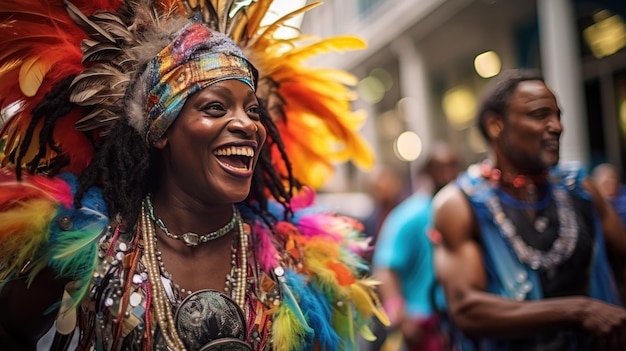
[
  {"xmin": 0, "ymin": 1, "xmax": 387, "ymax": 350},
  {"xmin": 445, "ymin": 161, "xmax": 621, "ymax": 350}
]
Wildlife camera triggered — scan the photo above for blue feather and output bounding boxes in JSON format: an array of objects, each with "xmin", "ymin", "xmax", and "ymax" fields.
[
  {"xmin": 285, "ymin": 270, "xmax": 340, "ymax": 350},
  {"xmin": 45, "ymin": 173, "xmax": 109, "ymax": 306}
]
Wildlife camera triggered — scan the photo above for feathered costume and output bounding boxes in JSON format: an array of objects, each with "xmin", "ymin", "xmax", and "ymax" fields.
[{"xmin": 0, "ymin": 1, "xmax": 385, "ymax": 350}]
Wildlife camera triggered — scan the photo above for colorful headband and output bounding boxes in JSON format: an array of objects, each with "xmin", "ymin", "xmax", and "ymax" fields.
[{"xmin": 142, "ymin": 23, "xmax": 257, "ymax": 145}]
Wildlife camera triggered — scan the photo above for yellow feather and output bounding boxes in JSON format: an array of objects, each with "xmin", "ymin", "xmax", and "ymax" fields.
[
  {"xmin": 244, "ymin": 0, "xmax": 272, "ymax": 39},
  {"xmin": 272, "ymin": 305, "xmax": 308, "ymax": 351},
  {"xmin": 284, "ymin": 36, "xmax": 367, "ymax": 62},
  {"xmin": 18, "ymin": 56, "xmax": 52, "ymax": 97},
  {"xmin": 307, "ymin": 68, "xmax": 359, "ymax": 86},
  {"xmin": 358, "ymin": 323, "xmax": 377, "ymax": 342},
  {"xmin": 0, "ymin": 199, "xmax": 56, "ymax": 280},
  {"xmin": 350, "ymin": 282, "xmax": 390, "ymax": 326}
]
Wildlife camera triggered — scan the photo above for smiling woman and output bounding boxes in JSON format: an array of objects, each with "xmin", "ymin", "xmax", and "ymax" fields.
[{"xmin": 0, "ymin": 1, "xmax": 384, "ymax": 351}]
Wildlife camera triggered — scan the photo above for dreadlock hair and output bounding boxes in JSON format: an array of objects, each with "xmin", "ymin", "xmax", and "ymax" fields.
[
  {"xmin": 74, "ymin": 119, "xmax": 150, "ymax": 231},
  {"xmin": 477, "ymin": 68, "xmax": 544, "ymax": 141},
  {"xmin": 246, "ymin": 104, "xmax": 297, "ymax": 227},
  {"xmin": 13, "ymin": 76, "xmax": 77, "ymax": 180},
  {"xmin": 74, "ymin": 98, "xmax": 297, "ymax": 232}
]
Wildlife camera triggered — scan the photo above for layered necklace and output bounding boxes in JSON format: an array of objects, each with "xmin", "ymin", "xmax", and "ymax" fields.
[
  {"xmin": 141, "ymin": 197, "xmax": 249, "ymax": 350},
  {"xmin": 481, "ymin": 164, "xmax": 579, "ymax": 271}
]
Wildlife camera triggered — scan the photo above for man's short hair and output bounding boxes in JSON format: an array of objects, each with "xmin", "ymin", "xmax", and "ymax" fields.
[{"xmin": 476, "ymin": 68, "xmax": 544, "ymax": 141}]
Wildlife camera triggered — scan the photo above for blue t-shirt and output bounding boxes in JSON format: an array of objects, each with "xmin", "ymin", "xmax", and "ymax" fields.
[{"xmin": 373, "ymin": 193, "xmax": 435, "ymax": 317}]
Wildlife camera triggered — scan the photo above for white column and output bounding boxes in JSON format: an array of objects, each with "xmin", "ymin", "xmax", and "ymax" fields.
[
  {"xmin": 537, "ymin": 0, "xmax": 589, "ymax": 166},
  {"xmin": 391, "ymin": 35, "xmax": 432, "ymax": 183}
]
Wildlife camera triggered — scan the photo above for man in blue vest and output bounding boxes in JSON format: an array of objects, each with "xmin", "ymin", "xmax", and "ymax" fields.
[{"xmin": 433, "ymin": 69, "xmax": 626, "ymax": 350}]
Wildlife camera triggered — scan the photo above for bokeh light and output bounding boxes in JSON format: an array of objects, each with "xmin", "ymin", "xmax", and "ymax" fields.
[
  {"xmin": 474, "ymin": 51, "xmax": 501, "ymax": 78},
  {"xmin": 394, "ymin": 131, "xmax": 422, "ymax": 162},
  {"xmin": 583, "ymin": 10, "xmax": 626, "ymax": 59},
  {"xmin": 358, "ymin": 76, "xmax": 386, "ymax": 104},
  {"xmin": 370, "ymin": 68, "xmax": 394, "ymax": 91},
  {"xmin": 442, "ymin": 86, "xmax": 477, "ymax": 129}
]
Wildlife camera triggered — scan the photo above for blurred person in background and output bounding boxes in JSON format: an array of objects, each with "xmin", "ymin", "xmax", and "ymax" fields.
[
  {"xmin": 592, "ymin": 163, "xmax": 626, "ymax": 310},
  {"xmin": 592, "ymin": 163, "xmax": 626, "ymax": 224},
  {"xmin": 362, "ymin": 165, "xmax": 408, "ymax": 261},
  {"xmin": 433, "ymin": 69, "xmax": 626, "ymax": 350},
  {"xmin": 358, "ymin": 165, "xmax": 408, "ymax": 351},
  {"xmin": 373, "ymin": 142, "xmax": 460, "ymax": 351}
]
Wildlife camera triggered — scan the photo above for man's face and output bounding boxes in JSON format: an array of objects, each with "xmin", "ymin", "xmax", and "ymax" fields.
[{"xmin": 499, "ymin": 80, "xmax": 563, "ymax": 174}]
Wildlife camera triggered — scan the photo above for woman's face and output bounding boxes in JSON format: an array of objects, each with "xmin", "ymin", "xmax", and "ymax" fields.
[{"xmin": 156, "ymin": 79, "xmax": 267, "ymax": 204}]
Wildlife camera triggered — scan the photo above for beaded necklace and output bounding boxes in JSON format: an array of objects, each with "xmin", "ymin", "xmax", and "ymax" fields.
[
  {"xmin": 141, "ymin": 198, "xmax": 249, "ymax": 350},
  {"xmin": 146, "ymin": 194, "xmax": 237, "ymax": 247},
  {"xmin": 141, "ymin": 203, "xmax": 186, "ymax": 350},
  {"xmin": 481, "ymin": 161, "xmax": 548, "ymax": 204},
  {"xmin": 480, "ymin": 168, "xmax": 579, "ymax": 270}
]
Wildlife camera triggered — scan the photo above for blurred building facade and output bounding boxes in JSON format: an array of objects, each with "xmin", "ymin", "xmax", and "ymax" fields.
[{"xmin": 301, "ymin": 0, "xmax": 626, "ymax": 192}]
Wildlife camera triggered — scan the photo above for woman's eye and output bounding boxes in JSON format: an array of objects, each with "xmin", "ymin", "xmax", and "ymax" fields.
[
  {"xmin": 247, "ymin": 105, "xmax": 260, "ymax": 120},
  {"xmin": 201, "ymin": 103, "xmax": 226, "ymax": 115}
]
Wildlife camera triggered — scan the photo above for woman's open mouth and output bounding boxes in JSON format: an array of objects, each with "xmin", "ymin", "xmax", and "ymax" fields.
[{"xmin": 213, "ymin": 145, "xmax": 255, "ymax": 175}]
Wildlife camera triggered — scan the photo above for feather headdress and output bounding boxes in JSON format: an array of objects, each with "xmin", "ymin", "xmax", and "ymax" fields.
[{"xmin": 0, "ymin": 0, "xmax": 374, "ymax": 188}]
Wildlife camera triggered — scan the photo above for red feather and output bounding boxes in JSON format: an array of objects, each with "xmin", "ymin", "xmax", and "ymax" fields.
[
  {"xmin": 0, "ymin": 0, "xmax": 120, "ymax": 175},
  {"xmin": 0, "ymin": 168, "xmax": 72, "ymax": 211}
]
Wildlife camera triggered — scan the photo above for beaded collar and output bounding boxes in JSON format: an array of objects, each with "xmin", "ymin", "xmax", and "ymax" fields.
[{"xmin": 480, "ymin": 163, "xmax": 579, "ymax": 270}]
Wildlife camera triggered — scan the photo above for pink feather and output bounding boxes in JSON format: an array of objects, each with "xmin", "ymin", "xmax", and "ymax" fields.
[{"xmin": 253, "ymin": 222, "xmax": 280, "ymax": 272}]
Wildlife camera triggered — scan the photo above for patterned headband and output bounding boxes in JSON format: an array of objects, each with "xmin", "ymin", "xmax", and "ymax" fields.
[{"xmin": 142, "ymin": 23, "xmax": 257, "ymax": 145}]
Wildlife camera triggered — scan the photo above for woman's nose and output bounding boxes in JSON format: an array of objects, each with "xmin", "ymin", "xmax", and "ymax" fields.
[{"xmin": 228, "ymin": 110, "xmax": 258, "ymax": 136}]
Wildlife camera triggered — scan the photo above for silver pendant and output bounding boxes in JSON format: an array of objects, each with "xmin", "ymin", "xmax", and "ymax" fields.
[
  {"xmin": 534, "ymin": 216, "xmax": 549, "ymax": 232},
  {"xmin": 183, "ymin": 232, "xmax": 200, "ymax": 246}
]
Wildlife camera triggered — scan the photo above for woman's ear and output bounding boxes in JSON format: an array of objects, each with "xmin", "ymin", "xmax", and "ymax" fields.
[{"xmin": 154, "ymin": 134, "xmax": 168, "ymax": 149}]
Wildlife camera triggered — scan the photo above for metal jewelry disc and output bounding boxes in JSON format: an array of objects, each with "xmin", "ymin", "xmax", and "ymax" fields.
[
  {"xmin": 174, "ymin": 289, "xmax": 249, "ymax": 351},
  {"xmin": 199, "ymin": 338, "xmax": 253, "ymax": 351}
]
